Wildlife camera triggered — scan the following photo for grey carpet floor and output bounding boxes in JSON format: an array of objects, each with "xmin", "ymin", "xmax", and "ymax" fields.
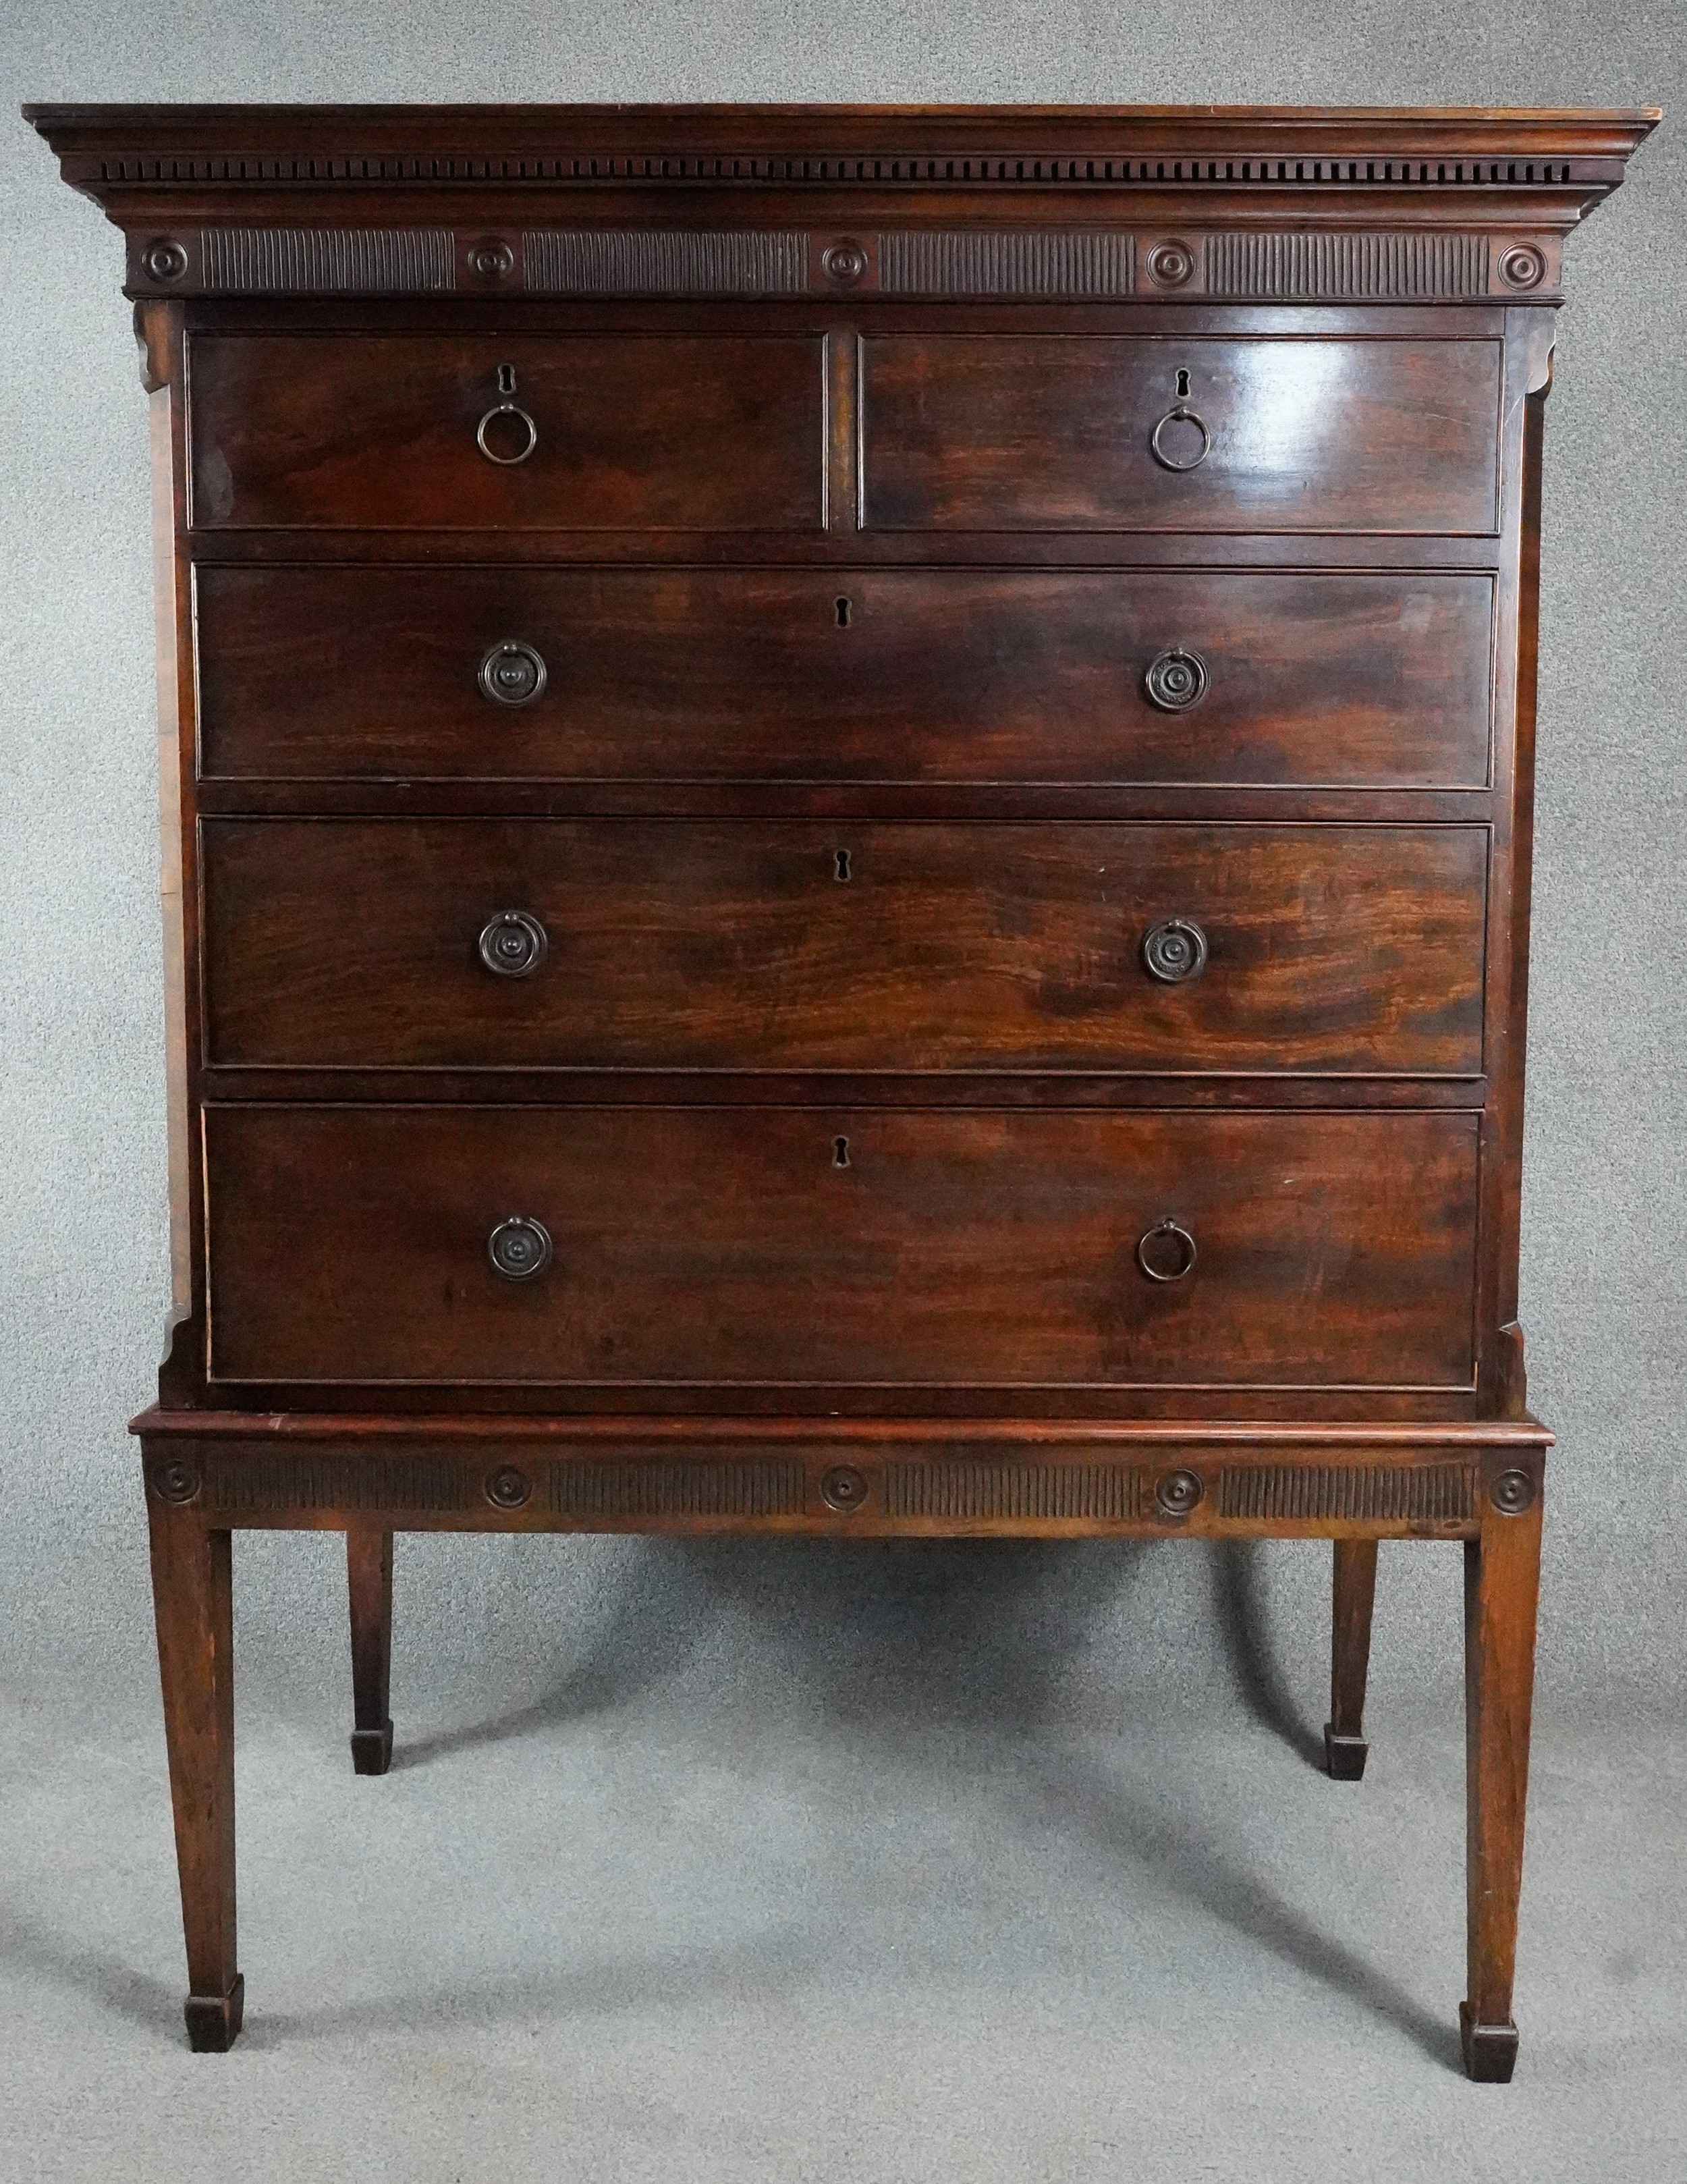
[{"xmin": 1, "ymin": 1669, "xmax": 1683, "ymax": 2183}]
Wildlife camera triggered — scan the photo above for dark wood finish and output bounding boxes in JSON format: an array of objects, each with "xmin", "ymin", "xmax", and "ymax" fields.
[
  {"xmin": 1325, "ymin": 1537, "xmax": 1379, "ymax": 1777},
  {"xmin": 137, "ymin": 1409, "xmax": 1551, "ymax": 1533},
  {"xmin": 194, "ymin": 564, "xmax": 1496, "ymax": 790},
  {"xmin": 146, "ymin": 1496, "xmax": 242, "ymax": 2050},
  {"xmin": 202, "ymin": 1103, "xmax": 1481, "ymax": 1391},
  {"xmin": 346, "ymin": 1527, "xmax": 394, "ymax": 1774},
  {"xmin": 860, "ymin": 335, "xmax": 1503, "ymax": 534},
  {"xmin": 187, "ymin": 333, "xmax": 827, "ymax": 531},
  {"xmin": 200, "ymin": 821, "xmax": 1488, "ymax": 1075},
  {"xmin": 32, "ymin": 102, "xmax": 1653, "ymax": 2067},
  {"xmin": 1462, "ymin": 1463, "xmax": 1543, "ymax": 2080}
]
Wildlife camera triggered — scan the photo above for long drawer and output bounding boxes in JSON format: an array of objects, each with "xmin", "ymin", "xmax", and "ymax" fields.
[
  {"xmin": 194, "ymin": 566, "xmax": 1495, "ymax": 788},
  {"xmin": 199, "ymin": 821, "xmax": 1489, "ymax": 1075},
  {"xmin": 203, "ymin": 1105, "xmax": 1481, "ymax": 1389},
  {"xmin": 187, "ymin": 333, "xmax": 827, "ymax": 531},
  {"xmin": 860, "ymin": 335, "xmax": 1502, "ymax": 533}
]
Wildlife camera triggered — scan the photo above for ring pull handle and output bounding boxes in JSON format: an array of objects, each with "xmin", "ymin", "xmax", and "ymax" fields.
[
  {"xmin": 1141, "ymin": 917, "xmax": 1209, "ymax": 985},
  {"xmin": 1144, "ymin": 648, "xmax": 1207, "ymax": 712},
  {"xmin": 488, "ymin": 1216, "xmax": 553, "ymax": 1282},
  {"xmin": 1138, "ymin": 1218, "xmax": 1197, "ymax": 1284},
  {"xmin": 1149, "ymin": 404, "xmax": 1211, "ymax": 472},
  {"xmin": 478, "ymin": 910, "xmax": 548, "ymax": 978},
  {"xmin": 476, "ymin": 362, "xmax": 538, "ymax": 466},
  {"xmin": 478, "ymin": 640, "xmax": 548, "ymax": 707}
]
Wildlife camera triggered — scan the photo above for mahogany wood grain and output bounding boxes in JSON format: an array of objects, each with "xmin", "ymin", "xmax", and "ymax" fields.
[
  {"xmin": 146, "ymin": 1499, "xmax": 242, "ymax": 2050},
  {"xmin": 193, "ymin": 564, "xmax": 1496, "ymax": 789},
  {"xmin": 346, "ymin": 1527, "xmax": 394, "ymax": 1774},
  {"xmin": 187, "ymin": 333, "xmax": 827, "ymax": 531},
  {"xmin": 201, "ymin": 1104, "xmax": 1481, "ymax": 1391},
  {"xmin": 34, "ymin": 100, "xmax": 1650, "ymax": 2069},
  {"xmin": 1325, "ymin": 1537, "xmax": 1379, "ymax": 1777},
  {"xmin": 860, "ymin": 335, "xmax": 1503, "ymax": 534},
  {"xmin": 1462, "ymin": 1471, "xmax": 1543, "ymax": 2081},
  {"xmin": 199, "ymin": 820, "xmax": 1489, "ymax": 1076}
]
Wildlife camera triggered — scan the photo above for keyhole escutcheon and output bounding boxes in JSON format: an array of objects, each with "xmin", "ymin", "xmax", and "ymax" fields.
[
  {"xmin": 834, "ymin": 848, "xmax": 852, "ymax": 883},
  {"xmin": 833, "ymin": 1135, "xmax": 851, "ymax": 1168},
  {"xmin": 835, "ymin": 595, "xmax": 852, "ymax": 628},
  {"xmin": 1176, "ymin": 367, "xmax": 1191, "ymax": 398}
]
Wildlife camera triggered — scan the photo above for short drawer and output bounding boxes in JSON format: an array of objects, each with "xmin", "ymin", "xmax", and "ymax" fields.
[
  {"xmin": 203, "ymin": 1105, "xmax": 1479, "ymax": 1389},
  {"xmin": 186, "ymin": 334, "xmax": 826, "ymax": 531},
  {"xmin": 195, "ymin": 566, "xmax": 1495, "ymax": 789},
  {"xmin": 860, "ymin": 336, "xmax": 1501, "ymax": 533},
  {"xmin": 200, "ymin": 820, "xmax": 1489, "ymax": 1076}
]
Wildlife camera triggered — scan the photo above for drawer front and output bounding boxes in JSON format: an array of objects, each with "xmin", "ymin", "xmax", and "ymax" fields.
[
  {"xmin": 861, "ymin": 337, "xmax": 1501, "ymax": 534},
  {"xmin": 204, "ymin": 1106, "xmax": 1478, "ymax": 1388},
  {"xmin": 187, "ymin": 335, "xmax": 827, "ymax": 531},
  {"xmin": 201, "ymin": 821, "xmax": 1488, "ymax": 1076},
  {"xmin": 196, "ymin": 566, "xmax": 1495, "ymax": 790}
]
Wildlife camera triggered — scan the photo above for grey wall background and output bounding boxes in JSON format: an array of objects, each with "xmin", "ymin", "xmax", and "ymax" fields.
[{"xmin": 0, "ymin": 1, "xmax": 1682, "ymax": 1747}]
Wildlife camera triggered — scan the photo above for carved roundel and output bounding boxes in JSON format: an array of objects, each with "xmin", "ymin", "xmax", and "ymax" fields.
[
  {"xmin": 1497, "ymin": 244, "xmax": 1547, "ymax": 290},
  {"xmin": 142, "ymin": 238, "xmax": 188, "ymax": 283},
  {"xmin": 822, "ymin": 239, "xmax": 869, "ymax": 287},
  {"xmin": 821, "ymin": 1464, "xmax": 869, "ymax": 1512},
  {"xmin": 1146, "ymin": 240, "xmax": 1197, "ymax": 288},
  {"xmin": 1490, "ymin": 1467, "xmax": 1537, "ymax": 1516},
  {"xmin": 485, "ymin": 1465, "xmax": 533, "ymax": 1510},
  {"xmin": 467, "ymin": 237, "xmax": 516, "ymax": 281},
  {"xmin": 1155, "ymin": 1467, "xmax": 1205, "ymax": 1519},
  {"xmin": 151, "ymin": 1456, "xmax": 202, "ymax": 1504}
]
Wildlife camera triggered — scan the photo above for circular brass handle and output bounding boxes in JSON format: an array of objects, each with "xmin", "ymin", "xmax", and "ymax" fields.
[
  {"xmin": 478, "ymin": 640, "xmax": 547, "ymax": 707},
  {"xmin": 1142, "ymin": 918, "xmax": 1208, "ymax": 985},
  {"xmin": 1138, "ymin": 1219, "xmax": 1197, "ymax": 1284},
  {"xmin": 1144, "ymin": 648, "xmax": 1208, "ymax": 712},
  {"xmin": 478, "ymin": 910, "xmax": 548, "ymax": 979},
  {"xmin": 1150, "ymin": 404, "xmax": 1212, "ymax": 472},
  {"xmin": 476, "ymin": 400, "xmax": 539, "ymax": 465},
  {"xmin": 488, "ymin": 1216, "xmax": 552, "ymax": 1282}
]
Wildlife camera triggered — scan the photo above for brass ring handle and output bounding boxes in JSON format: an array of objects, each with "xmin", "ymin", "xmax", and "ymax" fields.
[
  {"xmin": 476, "ymin": 400, "xmax": 539, "ymax": 466},
  {"xmin": 478, "ymin": 640, "xmax": 547, "ymax": 707},
  {"xmin": 1141, "ymin": 917, "xmax": 1209, "ymax": 985},
  {"xmin": 1138, "ymin": 1218, "xmax": 1197, "ymax": 1283},
  {"xmin": 478, "ymin": 910, "xmax": 548, "ymax": 978},
  {"xmin": 487, "ymin": 1215, "xmax": 553, "ymax": 1282},
  {"xmin": 1150, "ymin": 404, "xmax": 1212, "ymax": 472},
  {"xmin": 1144, "ymin": 647, "xmax": 1208, "ymax": 712}
]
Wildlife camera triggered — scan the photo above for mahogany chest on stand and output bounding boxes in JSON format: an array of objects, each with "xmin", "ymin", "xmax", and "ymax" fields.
[{"xmin": 28, "ymin": 100, "xmax": 1655, "ymax": 2073}]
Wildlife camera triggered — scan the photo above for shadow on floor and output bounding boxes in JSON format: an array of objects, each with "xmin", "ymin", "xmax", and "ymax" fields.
[
  {"xmin": 1211, "ymin": 1539, "xmax": 1328, "ymax": 1771},
  {"xmin": 0, "ymin": 1903, "xmax": 181, "ymax": 2040}
]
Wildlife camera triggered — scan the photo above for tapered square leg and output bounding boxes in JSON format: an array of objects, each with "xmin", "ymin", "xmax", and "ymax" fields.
[
  {"xmin": 348, "ymin": 1525, "xmax": 394, "ymax": 1775},
  {"xmin": 1462, "ymin": 1467, "xmax": 1543, "ymax": 2082},
  {"xmin": 1325, "ymin": 1538, "xmax": 1379, "ymax": 1779},
  {"xmin": 147, "ymin": 1494, "xmax": 241, "ymax": 2052}
]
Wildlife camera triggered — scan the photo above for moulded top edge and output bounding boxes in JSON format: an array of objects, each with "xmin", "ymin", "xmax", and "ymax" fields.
[
  {"xmin": 22, "ymin": 100, "xmax": 1660, "ymax": 167},
  {"xmin": 20, "ymin": 101, "xmax": 1665, "ymax": 127}
]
